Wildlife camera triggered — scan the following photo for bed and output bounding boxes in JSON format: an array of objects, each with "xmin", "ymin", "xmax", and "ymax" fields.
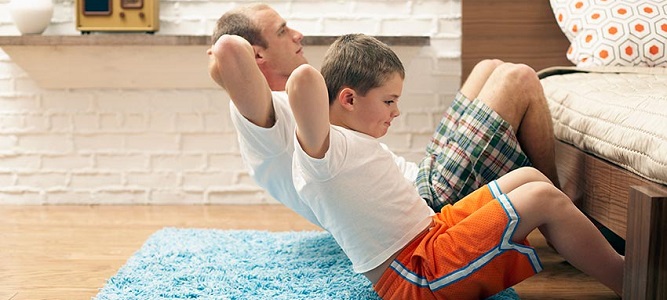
[{"xmin": 462, "ymin": 1, "xmax": 667, "ymax": 299}]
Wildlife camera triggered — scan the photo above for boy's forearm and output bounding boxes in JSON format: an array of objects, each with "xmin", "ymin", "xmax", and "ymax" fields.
[{"xmin": 287, "ymin": 65, "xmax": 330, "ymax": 159}]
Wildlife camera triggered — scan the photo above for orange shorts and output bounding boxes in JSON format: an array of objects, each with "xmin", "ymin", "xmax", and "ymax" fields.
[{"xmin": 374, "ymin": 181, "xmax": 542, "ymax": 299}]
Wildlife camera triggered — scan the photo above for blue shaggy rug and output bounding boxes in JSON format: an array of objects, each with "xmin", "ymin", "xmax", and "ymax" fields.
[{"xmin": 95, "ymin": 228, "xmax": 520, "ymax": 299}]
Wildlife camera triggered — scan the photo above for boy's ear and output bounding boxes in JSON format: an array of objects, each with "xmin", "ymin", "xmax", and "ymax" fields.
[{"xmin": 338, "ymin": 87, "xmax": 356, "ymax": 111}]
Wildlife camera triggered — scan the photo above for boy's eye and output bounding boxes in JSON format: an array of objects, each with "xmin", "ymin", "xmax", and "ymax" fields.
[{"xmin": 384, "ymin": 100, "xmax": 395, "ymax": 105}]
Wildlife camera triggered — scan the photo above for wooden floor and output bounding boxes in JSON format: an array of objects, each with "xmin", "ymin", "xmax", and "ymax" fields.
[{"xmin": 1, "ymin": 205, "xmax": 619, "ymax": 300}]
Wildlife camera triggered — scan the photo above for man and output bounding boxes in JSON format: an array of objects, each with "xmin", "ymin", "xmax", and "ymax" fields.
[
  {"xmin": 207, "ymin": 4, "xmax": 320, "ymax": 225},
  {"xmin": 207, "ymin": 4, "xmax": 560, "ymax": 221}
]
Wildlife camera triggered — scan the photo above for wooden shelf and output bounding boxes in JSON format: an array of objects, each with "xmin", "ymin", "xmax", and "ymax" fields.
[
  {"xmin": 0, "ymin": 34, "xmax": 430, "ymax": 89},
  {"xmin": 0, "ymin": 34, "xmax": 430, "ymax": 46},
  {"xmin": 0, "ymin": 34, "xmax": 212, "ymax": 46}
]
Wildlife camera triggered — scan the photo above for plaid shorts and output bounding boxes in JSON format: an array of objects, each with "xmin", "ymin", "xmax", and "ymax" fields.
[{"xmin": 415, "ymin": 92, "xmax": 531, "ymax": 211}]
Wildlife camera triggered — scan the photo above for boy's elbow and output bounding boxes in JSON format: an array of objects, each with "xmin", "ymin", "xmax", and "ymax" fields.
[
  {"xmin": 292, "ymin": 64, "xmax": 319, "ymax": 80},
  {"xmin": 287, "ymin": 64, "xmax": 321, "ymax": 90}
]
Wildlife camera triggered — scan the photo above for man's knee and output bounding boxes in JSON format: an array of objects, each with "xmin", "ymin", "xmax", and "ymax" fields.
[
  {"xmin": 487, "ymin": 63, "xmax": 546, "ymax": 110},
  {"xmin": 473, "ymin": 59, "xmax": 505, "ymax": 73},
  {"xmin": 477, "ymin": 63, "xmax": 533, "ymax": 103},
  {"xmin": 492, "ymin": 63, "xmax": 540, "ymax": 91},
  {"xmin": 461, "ymin": 59, "xmax": 507, "ymax": 99}
]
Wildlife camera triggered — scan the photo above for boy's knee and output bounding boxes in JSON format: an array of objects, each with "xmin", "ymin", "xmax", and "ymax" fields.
[
  {"xmin": 514, "ymin": 167, "xmax": 551, "ymax": 184},
  {"xmin": 525, "ymin": 181, "xmax": 570, "ymax": 209}
]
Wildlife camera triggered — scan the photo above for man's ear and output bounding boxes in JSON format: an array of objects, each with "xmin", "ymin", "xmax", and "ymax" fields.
[
  {"xmin": 338, "ymin": 87, "xmax": 356, "ymax": 111},
  {"xmin": 252, "ymin": 45, "xmax": 265, "ymax": 63}
]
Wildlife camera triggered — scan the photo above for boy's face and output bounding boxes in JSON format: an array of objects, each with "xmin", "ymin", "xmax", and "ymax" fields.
[
  {"xmin": 252, "ymin": 8, "xmax": 307, "ymax": 77},
  {"xmin": 348, "ymin": 72, "xmax": 403, "ymax": 138}
]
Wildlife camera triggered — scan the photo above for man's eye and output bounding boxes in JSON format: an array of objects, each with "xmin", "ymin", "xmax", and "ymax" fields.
[{"xmin": 384, "ymin": 100, "xmax": 395, "ymax": 105}]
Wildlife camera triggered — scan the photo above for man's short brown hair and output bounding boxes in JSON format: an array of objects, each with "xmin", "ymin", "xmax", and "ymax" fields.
[{"xmin": 211, "ymin": 4, "xmax": 270, "ymax": 48}]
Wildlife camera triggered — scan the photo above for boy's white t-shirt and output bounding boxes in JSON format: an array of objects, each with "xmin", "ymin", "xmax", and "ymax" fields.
[
  {"xmin": 230, "ymin": 92, "xmax": 420, "ymax": 229},
  {"xmin": 292, "ymin": 125, "xmax": 435, "ymax": 273}
]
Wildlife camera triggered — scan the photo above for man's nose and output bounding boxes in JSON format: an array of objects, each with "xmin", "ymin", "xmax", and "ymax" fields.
[{"xmin": 292, "ymin": 28, "xmax": 304, "ymax": 42}]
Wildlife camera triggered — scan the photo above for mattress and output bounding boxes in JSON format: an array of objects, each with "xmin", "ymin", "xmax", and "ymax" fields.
[{"xmin": 539, "ymin": 66, "xmax": 667, "ymax": 185}]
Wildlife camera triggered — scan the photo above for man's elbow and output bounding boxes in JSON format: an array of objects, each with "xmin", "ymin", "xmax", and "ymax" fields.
[{"xmin": 211, "ymin": 35, "xmax": 253, "ymax": 63}]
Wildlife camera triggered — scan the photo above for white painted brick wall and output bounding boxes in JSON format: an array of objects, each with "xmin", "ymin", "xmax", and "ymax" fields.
[{"xmin": 0, "ymin": 0, "xmax": 461, "ymax": 204}]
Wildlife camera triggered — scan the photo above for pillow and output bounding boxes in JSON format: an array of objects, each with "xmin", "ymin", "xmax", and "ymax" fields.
[{"xmin": 550, "ymin": 0, "xmax": 667, "ymax": 67}]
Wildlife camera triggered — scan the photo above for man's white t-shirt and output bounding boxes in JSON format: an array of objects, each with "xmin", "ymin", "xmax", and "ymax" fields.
[
  {"xmin": 230, "ymin": 92, "xmax": 321, "ymax": 226},
  {"xmin": 292, "ymin": 125, "xmax": 435, "ymax": 273}
]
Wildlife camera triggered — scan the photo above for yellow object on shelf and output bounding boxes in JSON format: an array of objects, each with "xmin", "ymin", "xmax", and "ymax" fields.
[{"xmin": 75, "ymin": 0, "xmax": 159, "ymax": 34}]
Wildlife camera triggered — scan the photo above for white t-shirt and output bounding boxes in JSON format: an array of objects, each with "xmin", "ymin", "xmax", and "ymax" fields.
[
  {"xmin": 231, "ymin": 92, "xmax": 420, "ymax": 229},
  {"xmin": 292, "ymin": 125, "xmax": 435, "ymax": 273},
  {"xmin": 230, "ymin": 92, "xmax": 321, "ymax": 226}
]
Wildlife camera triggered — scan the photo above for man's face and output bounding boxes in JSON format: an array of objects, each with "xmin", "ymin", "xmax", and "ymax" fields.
[
  {"xmin": 251, "ymin": 8, "xmax": 307, "ymax": 77},
  {"xmin": 348, "ymin": 72, "xmax": 404, "ymax": 139}
]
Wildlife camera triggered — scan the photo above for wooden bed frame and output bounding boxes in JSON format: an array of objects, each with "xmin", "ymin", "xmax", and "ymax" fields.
[{"xmin": 462, "ymin": 1, "xmax": 667, "ymax": 299}]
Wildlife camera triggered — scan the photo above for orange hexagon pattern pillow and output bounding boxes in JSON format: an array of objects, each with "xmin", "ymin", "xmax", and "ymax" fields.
[{"xmin": 551, "ymin": 0, "xmax": 667, "ymax": 67}]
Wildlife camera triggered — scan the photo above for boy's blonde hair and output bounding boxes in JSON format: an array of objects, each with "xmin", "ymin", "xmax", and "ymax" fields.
[
  {"xmin": 211, "ymin": 4, "xmax": 270, "ymax": 48},
  {"xmin": 321, "ymin": 34, "xmax": 405, "ymax": 104}
]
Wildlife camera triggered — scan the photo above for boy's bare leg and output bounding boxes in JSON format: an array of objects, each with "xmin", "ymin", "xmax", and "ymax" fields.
[
  {"xmin": 494, "ymin": 168, "xmax": 624, "ymax": 295},
  {"xmin": 463, "ymin": 60, "xmax": 561, "ymax": 188}
]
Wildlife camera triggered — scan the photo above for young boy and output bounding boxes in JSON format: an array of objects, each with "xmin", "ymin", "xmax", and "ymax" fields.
[{"xmin": 286, "ymin": 34, "xmax": 623, "ymax": 299}]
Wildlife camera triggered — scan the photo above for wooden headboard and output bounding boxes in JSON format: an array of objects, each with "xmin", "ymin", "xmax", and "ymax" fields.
[{"xmin": 462, "ymin": 0, "xmax": 572, "ymax": 81}]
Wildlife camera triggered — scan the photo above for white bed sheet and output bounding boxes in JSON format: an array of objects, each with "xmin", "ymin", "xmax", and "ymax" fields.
[{"xmin": 539, "ymin": 66, "xmax": 667, "ymax": 185}]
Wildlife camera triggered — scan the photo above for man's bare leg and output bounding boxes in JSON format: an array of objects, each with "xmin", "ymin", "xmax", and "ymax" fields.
[
  {"xmin": 462, "ymin": 60, "xmax": 560, "ymax": 188},
  {"xmin": 460, "ymin": 59, "xmax": 504, "ymax": 99}
]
